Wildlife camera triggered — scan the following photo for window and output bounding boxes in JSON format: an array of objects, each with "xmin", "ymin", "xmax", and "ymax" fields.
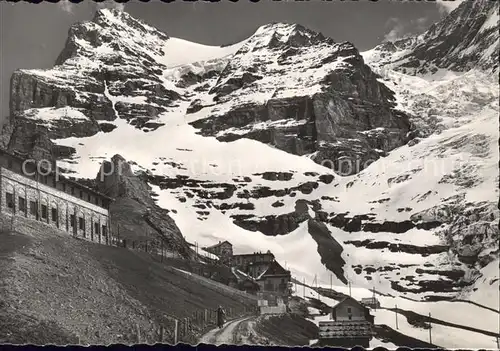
[
  {"xmin": 94, "ymin": 223, "xmax": 100, "ymax": 234},
  {"xmin": 79, "ymin": 217, "xmax": 85, "ymax": 230},
  {"xmin": 19, "ymin": 197, "xmax": 26, "ymax": 213},
  {"xmin": 71, "ymin": 187, "xmax": 75, "ymax": 195},
  {"xmin": 95, "ymin": 197, "xmax": 99, "ymax": 205},
  {"xmin": 80, "ymin": 190, "xmax": 83, "ymax": 199},
  {"xmin": 41, "ymin": 205, "xmax": 48, "ymax": 219},
  {"xmin": 88, "ymin": 194, "xmax": 91, "ymax": 202},
  {"xmin": 102, "ymin": 225, "xmax": 107, "ymax": 236},
  {"xmin": 6, "ymin": 192, "xmax": 14, "ymax": 210},
  {"xmin": 62, "ymin": 183, "xmax": 66, "ymax": 192},
  {"xmin": 51, "ymin": 208, "xmax": 58, "ymax": 222},
  {"xmin": 30, "ymin": 201, "xmax": 37, "ymax": 216},
  {"xmin": 347, "ymin": 307, "xmax": 352, "ymax": 313},
  {"xmin": 70, "ymin": 215, "xmax": 75, "ymax": 228}
]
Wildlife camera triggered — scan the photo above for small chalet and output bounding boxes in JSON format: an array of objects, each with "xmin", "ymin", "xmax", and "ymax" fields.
[
  {"xmin": 256, "ymin": 260, "xmax": 292, "ymax": 304},
  {"xmin": 331, "ymin": 296, "xmax": 374, "ymax": 323},
  {"xmin": 318, "ymin": 296, "xmax": 374, "ymax": 348},
  {"xmin": 203, "ymin": 240, "xmax": 233, "ymax": 262},
  {"xmin": 228, "ymin": 267, "xmax": 260, "ymax": 295}
]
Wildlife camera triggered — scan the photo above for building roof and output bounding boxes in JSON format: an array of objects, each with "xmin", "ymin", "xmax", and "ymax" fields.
[
  {"xmin": 332, "ymin": 296, "xmax": 367, "ymax": 311},
  {"xmin": 204, "ymin": 240, "xmax": 232, "ymax": 250},
  {"xmin": 232, "ymin": 251, "xmax": 274, "ymax": 258},
  {"xmin": 318, "ymin": 320, "xmax": 373, "ymax": 338},
  {"xmin": 331, "ymin": 296, "xmax": 374, "ymax": 323},
  {"xmin": 231, "ymin": 267, "xmax": 258, "ymax": 283},
  {"xmin": 0, "ymin": 148, "xmax": 114, "ymax": 201},
  {"xmin": 257, "ymin": 260, "xmax": 290, "ymax": 280}
]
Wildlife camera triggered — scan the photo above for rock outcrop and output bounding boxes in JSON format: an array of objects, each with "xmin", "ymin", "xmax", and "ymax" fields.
[
  {"xmin": 8, "ymin": 9, "xmax": 180, "ymax": 140},
  {"xmin": 307, "ymin": 219, "xmax": 347, "ymax": 284},
  {"xmin": 96, "ymin": 154, "xmax": 193, "ymax": 258},
  {"xmin": 366, "ymin": 0, "xmax": 499, "ymax": 74},
  {"xmin": 189, "ymin": 25, "xmax": 413, "ymax": 175}
]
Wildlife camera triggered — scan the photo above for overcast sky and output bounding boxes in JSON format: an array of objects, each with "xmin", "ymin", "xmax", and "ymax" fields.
[{"xmin": 0, "ymin": 0, "xmax": 463, "ymax": 120}]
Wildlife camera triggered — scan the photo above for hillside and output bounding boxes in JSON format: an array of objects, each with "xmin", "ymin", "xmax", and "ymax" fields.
[{"xmin": 0, "ymin": 214, "xmax": 257, "ymax": 345}]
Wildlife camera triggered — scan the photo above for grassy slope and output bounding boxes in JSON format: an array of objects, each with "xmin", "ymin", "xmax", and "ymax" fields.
[
  {"xmin": 0, "ymin": 214, "xmax": 256, "ymax": 345},
  {"xmin": 254, "ymin": 313, "xmax": 319, "ymax": 346}
]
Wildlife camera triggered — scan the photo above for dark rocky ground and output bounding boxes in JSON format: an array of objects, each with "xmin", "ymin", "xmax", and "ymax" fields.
[{"xmin": 0, "ymin": 216, "xmax": 257, "ymax": 345}]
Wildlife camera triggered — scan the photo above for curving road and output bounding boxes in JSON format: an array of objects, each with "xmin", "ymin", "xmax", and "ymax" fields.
[{"xmin": 198, "ymin": 316, "xmax": 256, "ymax": 345}]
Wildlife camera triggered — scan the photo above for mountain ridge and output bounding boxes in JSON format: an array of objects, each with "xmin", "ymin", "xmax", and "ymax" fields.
[
  {"xmin": 365, "ymin": 0, "xmax": 499, "ymax": 74},
  {"xmin": 0, "ymin": 3, "xmax": 498, "ymax": 348}
]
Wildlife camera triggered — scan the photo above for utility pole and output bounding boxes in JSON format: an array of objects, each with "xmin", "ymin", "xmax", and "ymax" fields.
[
  {"xmin": 429, "ymin": 312, "xmax": 432, "ymax": 345},
  {"xmin": 315, "ymin": 274, "xmax": 319, "ymax": 299},
  {"xmin": 303, "ymin": 278, "xmax": 305, "ymax": 298},
  {"xmin": 348, "ymin": 280, "xmax": 352, "ymax": 297},
  {"xmin": 395, "ymin": 304, "xmax": 399, "ymax": 330},
  {"xmin": 373, "ymin": 287, "xmax": 377, "ymax": 311}
]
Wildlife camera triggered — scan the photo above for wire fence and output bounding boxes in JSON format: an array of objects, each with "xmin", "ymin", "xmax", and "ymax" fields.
[{"xmin": 126, "ymin": 305, "xmax": 259, "ymax": 345}]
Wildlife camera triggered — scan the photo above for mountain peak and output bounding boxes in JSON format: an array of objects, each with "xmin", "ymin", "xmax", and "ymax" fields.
[
  {"xmin": 54, "ymin": 8, "xmax": 169, "ymax": 66},
  {"xmin": 365, "ymin": 0, "xmax": 499, "ymax": 74},
  {"xmin": 250, "ymin": 22, "xmax": 334, "ymax": 49}
]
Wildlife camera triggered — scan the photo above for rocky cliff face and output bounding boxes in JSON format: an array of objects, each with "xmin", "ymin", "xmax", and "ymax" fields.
[
  {"xmin": 8, "ymin": 9, "xmax": 180, "ymax": 140},
  {"xmin": 188, "ymin": 24, "xmax": 413, "ymax": 174},
  {"xmin": 96, "ymin": 154, "xmax": 194, "ymax": 259},
  {"xmin": 365, "ymin": 0, "xmax": 499, "ymax": 74},
  {"xmin": 2, "ymin": 7, "xmax": 498, "ymax": 308},
  {"xmin": 5, "ymin": 15, "xmax": 413, "ymax": 176}
]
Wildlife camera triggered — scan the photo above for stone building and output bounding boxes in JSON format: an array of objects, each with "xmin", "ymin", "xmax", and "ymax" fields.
[
  {"xmin": 318, "ymin": 296, "xmax": 374, "ymax": 348},
  {"xmin": 0, "ymin": 148, "xmax": 113, "ymax": 243},
  {"xmin": 230, "ymin": 251, "xmax": 275, "ymax": 278},
  {"xmin": 203, "ymin": 240, "xmax": 233, "ymax": 263},
  {"xmin": 256, "ymin": 260, "xmax": 292, "ymax": 304}
]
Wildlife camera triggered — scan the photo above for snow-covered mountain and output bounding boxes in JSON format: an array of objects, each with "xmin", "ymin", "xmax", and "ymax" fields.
[
  {"xmin": 2, "ymin": 2, "xmax": 499, "ymax": 347},
  {"xmin": 364, "ymin": 0, "xmax": 499, "ymax": 74}
]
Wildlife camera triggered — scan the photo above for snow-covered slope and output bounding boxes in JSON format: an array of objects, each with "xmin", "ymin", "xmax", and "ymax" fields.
[
  {"xmin": 3, "ymin": 5, "xmax": 499, "ymax": 348},
  {"xmin": 364, "ymin": 0, "xmax": 499, "ymax": 74}
]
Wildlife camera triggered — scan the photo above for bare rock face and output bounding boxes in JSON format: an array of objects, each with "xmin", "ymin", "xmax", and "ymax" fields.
[
  {"xmin": 8, "ymin": 9, "xmax": 180, "ymax": 139},
  {"xmin": 5, "ymin": 123, "xmax": 55, "ymax": 163},
  {"xmin": 307, "ymin": 219, "xmax": 347, "ymax": 284},
  {"xmin": 189, "ymin": 27, "xmax": 413, "ymax": 175},
  {"xmin": 368, "ymin": 0, "xmax": 499, "ymax": 74},
  {"xmin": 96, "ymin": 155, "xmax": 193, "ymax": 258}
]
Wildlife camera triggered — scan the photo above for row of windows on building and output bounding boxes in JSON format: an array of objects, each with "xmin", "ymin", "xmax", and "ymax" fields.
[
  {"xmin": 5, "ymin": 192, "xmax": 108, "ymax": 237},
  {"xmin": 5, "ymin": 158, "xmax": 107, "ymax": 208}
]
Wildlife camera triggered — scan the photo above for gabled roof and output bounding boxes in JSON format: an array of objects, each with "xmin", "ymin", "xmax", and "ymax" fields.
[
  {"xmin": 331, "ymin": 296, "xmax": 374, "ymax": 323},
  {"xmin": 257, "ymin": 260, "xmax": 290, "ymax": 280},
  {"xmin": 230, "ymin": 268, "xmax": 260, "ymax": 287},
  {"xmin": 231, "ymin": 267, "xmax": 256, "ymax": 281},
  {"xmin": 332, "ymin": 296, "xmax": 366, "ymax": 311}
]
